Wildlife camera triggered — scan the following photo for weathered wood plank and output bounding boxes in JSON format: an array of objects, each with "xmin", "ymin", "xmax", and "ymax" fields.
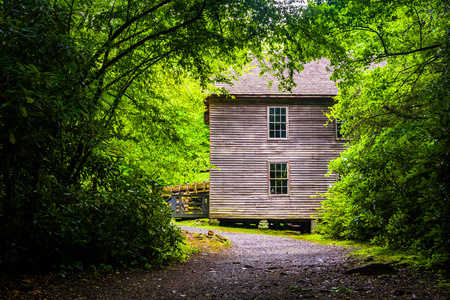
[
  {"xmin": 167, "ymin": 194, "xmax": 209, "ymax": 219},
  {"xmin": 208, "ymin": 97, "xmax": 345, "ymax": 220}
]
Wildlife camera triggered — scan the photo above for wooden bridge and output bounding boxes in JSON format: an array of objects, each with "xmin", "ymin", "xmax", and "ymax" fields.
[{"xmin": 165, "ymin": 181, "xmax": 209, "ymax": 219}]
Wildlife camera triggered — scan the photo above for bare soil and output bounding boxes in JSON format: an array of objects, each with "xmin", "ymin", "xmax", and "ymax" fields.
[{"xmin": 1, "ymin": 226, "xmax": 449, "ymax": 299}]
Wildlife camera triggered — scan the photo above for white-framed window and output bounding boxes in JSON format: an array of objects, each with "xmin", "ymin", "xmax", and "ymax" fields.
[
  {"xmin": 268, "ymin": 106, "xmax": 288, "ymax": 139},
  {"xmin": 269, "ymin": 162, "xmax": 289, "ymax": 195}
]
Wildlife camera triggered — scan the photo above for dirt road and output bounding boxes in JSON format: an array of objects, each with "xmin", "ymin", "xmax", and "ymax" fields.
[
  {"xmin": 2, "ymin": 226, "xmax": 448, "ymax": 299},
  {"xmin": 123, "ymin": 226, "xmax": 447, "ymax": 299}
]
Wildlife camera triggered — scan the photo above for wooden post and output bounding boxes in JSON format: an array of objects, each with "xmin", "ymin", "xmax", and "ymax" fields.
[
  {"xmin": 310, "ymin": 220, "xmax": 318, "ymax": 234},
  {"xmin": 171, "ymin": 196, "xmax": 176, "ymax": 217},
  {"xmin": 202, "ymin": 195, "xmax": 206, "ymax": 215}
]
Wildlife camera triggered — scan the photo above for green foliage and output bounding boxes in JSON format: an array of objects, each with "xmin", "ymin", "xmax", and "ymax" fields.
[
  {"xmin": 1, "ymin": 154, "xmax": 184, "ymax": 270},
  {"xmin": 0, "ymin": 0, "xmax": 284, "ymax": 270},
  {"xmin": 43, "ymin": 178, "xmax": 183, "ymax": 269},
  {"xmin": 275, "ymin": 0, "xmax": 450, "ymax": 266},
  {"xmin": 106, "ymin": 66, "xmax": 211, "ymax": 185},
  {"xmin": 0, "ymin": 0, "xmax": 106, "ymax": 269},
  {"xmin": 319, "ymin": 118, "xmax": 449, "ymax": 258}
]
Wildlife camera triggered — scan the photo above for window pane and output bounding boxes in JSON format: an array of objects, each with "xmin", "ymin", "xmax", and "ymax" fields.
[
  {"xmin": 336, "ymin": 120, "xmax": 344, "ymax": 139},
  {"xmin": 270, "ymin": 180, "xmax": 276, "ymax": 194},
  {"xmin": 269, "ymin": 163, "xmax": 289, "ymax": 194},
  {"xmin": 268, "ymin": 106, "xmax": 287, "ymax": 139}
]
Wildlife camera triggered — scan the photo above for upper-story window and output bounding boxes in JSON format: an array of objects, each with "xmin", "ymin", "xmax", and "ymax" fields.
[
  {"xmin": 336, "ymin": 118, "xmax": 352, "ymax": 140},
  {"xmin": 336, "ymin": 119, "xmax": 344, "ymax": 139},
  {"xmin": 268, "ymin": 106, "xmax": 288, "ymax": 139}
]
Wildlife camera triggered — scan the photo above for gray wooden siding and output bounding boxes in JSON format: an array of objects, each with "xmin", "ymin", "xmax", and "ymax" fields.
[{"xmin": 208, "ymin": 97, "xmax": 346, "ymax": 220}]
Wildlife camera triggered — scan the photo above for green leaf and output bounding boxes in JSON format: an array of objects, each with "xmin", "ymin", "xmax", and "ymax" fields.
[
  {"xmin": 9, "ymin": 129, "xmax": 16, "ymax": 144},
  {"xmin": 20, "ymin": 106, "xmax": 28, "ymax": 117}
]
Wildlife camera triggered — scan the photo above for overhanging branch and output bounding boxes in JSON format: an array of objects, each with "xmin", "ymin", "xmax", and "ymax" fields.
[
  {"xmin": 94, "ymin": 0, "xmax": 207, "ymax": 80},
  {"xmin": 92, "ymin": 0, "xmax": 172, "ymax": 64},
  {"xmin": 377, "ymin": 44, "xmax": 441, "ymax": 58}
]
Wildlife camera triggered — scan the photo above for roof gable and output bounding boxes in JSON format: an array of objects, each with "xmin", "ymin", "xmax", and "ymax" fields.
[{"xmin": 216, "ymin": 58, "xmax": 338, "ymax": 97}]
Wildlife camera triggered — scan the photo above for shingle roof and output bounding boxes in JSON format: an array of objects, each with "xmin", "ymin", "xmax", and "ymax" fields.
[{"xmin": 217, "ymin": 58, "xmax": 338, "ymax": 97}]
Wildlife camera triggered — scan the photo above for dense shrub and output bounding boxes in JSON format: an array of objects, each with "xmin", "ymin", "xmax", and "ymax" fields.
[
  {"xmin": 315, "ymin": 20, "xmax": 450, "ymax": 267},
  {"xmin": 317, "ymin": 86, "xmax": 450, "ymax": 266},
  {"xmin": 0, "ymin": 169, "xmax": 184, "ymax": 271},
  {"xmin": 0, "ymin": 1, "xmax": 182, "ymax": 272}
]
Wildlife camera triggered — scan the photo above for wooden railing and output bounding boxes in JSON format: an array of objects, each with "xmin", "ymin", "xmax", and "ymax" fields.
[
  {"xmin": 163, "ymin": 181, "xmax": 209, "ymax": 196},
  {"xmin": 167, "ymin": 194, "xmax": 209, "ymax": 219}
]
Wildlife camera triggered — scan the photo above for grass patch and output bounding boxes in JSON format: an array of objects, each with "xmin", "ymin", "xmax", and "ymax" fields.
[
  {"xmin": 176, "ymin": 219, "xmax": 305, "ymax": 237},
  {"xmin": 176, "ymin": 219, "xmax": 365, "ymax": 247},
  {"xmin": 180, "ymin": 229, "xmax": 230, "ymax": 256},
  {"xmin": 292, "ymin": 233, "xmax": 367, "ymax": 248}
]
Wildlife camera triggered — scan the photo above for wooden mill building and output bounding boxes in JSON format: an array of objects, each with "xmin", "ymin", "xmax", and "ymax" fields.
[{"xmin": 205, "ymin": 59, "xmax": 346, "ymax": 230}]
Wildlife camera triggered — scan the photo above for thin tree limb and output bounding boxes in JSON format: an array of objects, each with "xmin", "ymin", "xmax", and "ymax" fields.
[{"xmin": 94, "ymin": 0, "xmax": 207, "ymax": 80}]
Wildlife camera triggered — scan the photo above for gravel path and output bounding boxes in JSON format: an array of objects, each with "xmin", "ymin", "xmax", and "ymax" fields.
[
  {"xmin": 177, "ymin": 225, "xmax": 350, "ymax": 269},
  {"xmin": 130, "ymin": 226, "xmax": 447, "ymax": 299},
  {"xmin": 4, "ymin": 226, "xmax": 447, "ymax": 299},
  {"xmin": 141, "ymin": 225, "xmax": 354, "ymax": 299}
]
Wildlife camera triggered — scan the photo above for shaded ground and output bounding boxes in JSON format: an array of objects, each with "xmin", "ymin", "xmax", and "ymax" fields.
[{"xmin": 1, "ymin": 226, "xmax": 449, "ymax": 299}]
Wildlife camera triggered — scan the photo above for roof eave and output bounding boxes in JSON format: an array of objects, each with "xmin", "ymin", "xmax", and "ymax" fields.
[{"xmin": 207, "ymin": 94, "xmax": 337, "ymax": 99}]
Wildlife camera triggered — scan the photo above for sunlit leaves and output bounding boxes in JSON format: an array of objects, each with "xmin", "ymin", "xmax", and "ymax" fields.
[
  {"xmin": 107, "ymin": 66, "xmax": 211, "ymax": 185},
  {"xmin": 279, "ymin": 0, "xmax": 450, "ymax": 263},
  {"xmin": 0, "ymin": 0, "xmax": 286, "ymax": 269}
]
